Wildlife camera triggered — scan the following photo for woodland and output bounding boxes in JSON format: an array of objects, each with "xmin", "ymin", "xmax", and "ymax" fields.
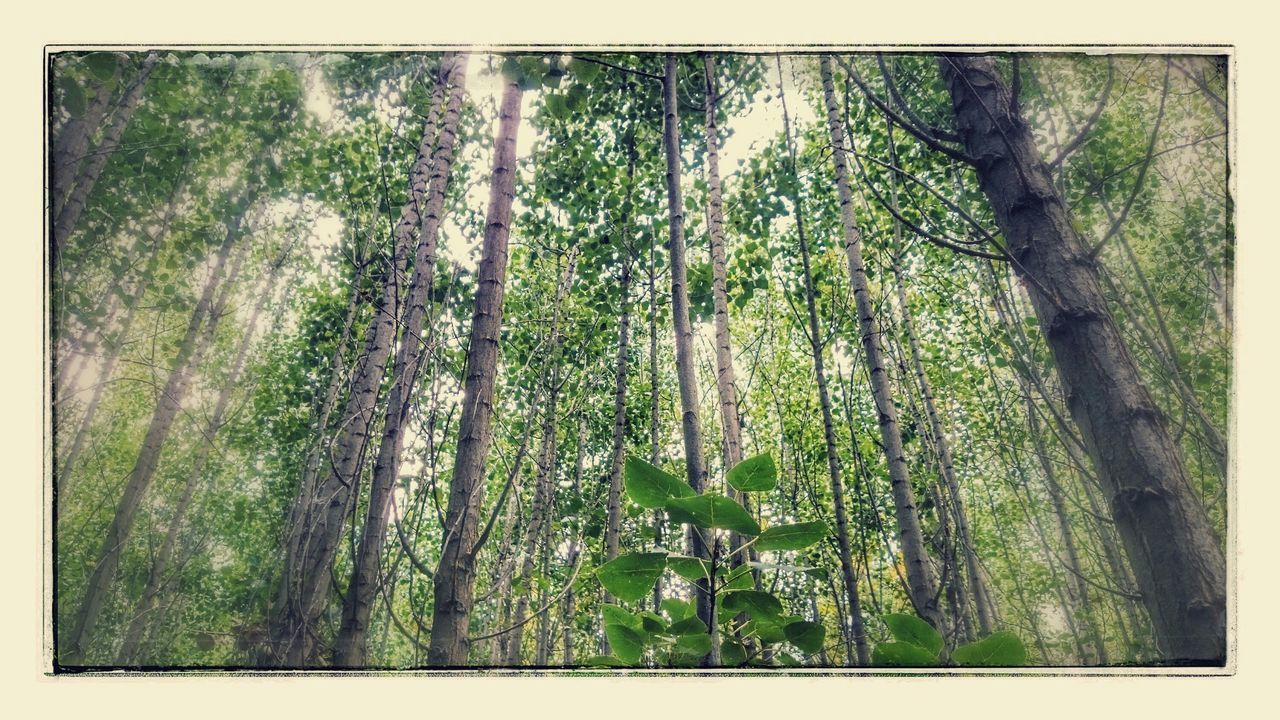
[{"xmin": 48, "ymin": 49, "xmax": 1231, "ymax": 670}]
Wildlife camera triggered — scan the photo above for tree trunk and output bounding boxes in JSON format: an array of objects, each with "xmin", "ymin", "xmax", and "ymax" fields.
[
  {"xmin": 662, "ymin": 54, "xmax": 717, "ymax": 664},
  {"xmin": 820, "ymin": 55, "xmax": 944, "ymax": 630},
  {"xmin": 507, "ymin": 247, "xmax": 579, "ymax": 664},
  {"xmin": 61, "ymin": 186, "xmax": 256, "ymax": 665},
  {"xmin": 939, "ymin": 54, "xmax": 1226, "ymax": 663},
  {"xmin": 268, "ymin": 58, "xmax": 449, "ymax": 666},
  {"xmin": 333, "ymin": 54, "xmax": 467, "ymax": 667},
  {"xmin": 426, "ymin": 74, "xmax": 524, "ymax": 666},
  {"xmin": 117, "ymin": 245, "xmax": 287, "ymax": 665},
  {"xmin": 53, "ymin": 57, "xmax": 123, "ymax": 219},
  {"xmin": 53, "ymin": 53, "xmax": 158, "ymax": 260},
  {"xmin": 777, "ymin": 59, "xmax": 870, "ymax": 665}
]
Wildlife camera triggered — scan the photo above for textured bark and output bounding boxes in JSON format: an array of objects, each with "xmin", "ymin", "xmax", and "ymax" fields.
[
  {"xmin": 939, "ymin": 54, "xmax": 1225, "ymax": 663},
  {"xmin": 777, "ymin": 62, "xmax": 870, "ymax": 665},
  {"xmin": 333, "ymin": 54, "xmax": 467, "ymax": 667},
  {"xmin": 648, "ymin": 211, "xmax": 664, "ymax": 612},
  {"xmin": 820, "ymin": 55, "xmax": 944, "ymax": 630},
  {"xmin": 53, "ymin": 53, "xmax": 158, "ymax": 260},
  {"xmin": 268, "ymin": 59, "xmax": 448, "ymax": 666},
  {"xmin": 117, "ymin": 246, "xmax": 285, "ymax": 665},
  {"xmin": 52, "ymin": 57, "xmax": 123, "ymax": 219},
  {"xmin": 426, "ymin": 75, "xmax": 524, "ymax": 666},
  {"xmin": 61, "ymin": 187, "xmax": 255, "ymax": 665},
  {"xmin": 604, "ymin": 128, "xmax": 638, "ymax": 598},
  {"xmin": 662, "ymin": 54, "xmax": 716, "ymax": 662},
  {"xmin": 506, "ymin": 247, "xmax": 579, "ymax": 665},
  {"xmin": 561, "ymin": 416, "xmax": 587, "ymax": 666}
]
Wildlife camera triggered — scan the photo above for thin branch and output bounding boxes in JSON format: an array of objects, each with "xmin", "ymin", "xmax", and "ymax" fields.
[{"xmin": 1049, "ymin": 58, "xmax": 1115, "ymax": 170}]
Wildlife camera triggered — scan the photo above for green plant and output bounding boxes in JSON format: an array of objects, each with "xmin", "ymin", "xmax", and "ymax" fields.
[
  {"xmin": 586, "ymin": 453, "xmax": 830, "ymax": 667},
  {"xmin": 871, "ymin": 613, "xmax": 1029, "ymax": 667}
]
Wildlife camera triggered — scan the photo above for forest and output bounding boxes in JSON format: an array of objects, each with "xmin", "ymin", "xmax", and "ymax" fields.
[{"xmin": 48, "ymin": 49, "xmax": 1231, "ymax": 670}]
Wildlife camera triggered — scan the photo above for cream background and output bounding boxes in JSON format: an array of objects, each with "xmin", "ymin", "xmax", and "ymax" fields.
[{"xmin": 5, "ymin": 0, "xmax": 1274, "ymax": 715}]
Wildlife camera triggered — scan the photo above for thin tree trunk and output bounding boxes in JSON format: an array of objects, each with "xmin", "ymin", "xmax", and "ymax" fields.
[
  {"xmin": 269, "ymin": 59, "xmax": 448, "ymax": 666},
  {"xmin": 820, "ymin": 55, "xmax": 944, "ymax": 630},
  {"xmin": 117, "ymin": 244, "xmax": 288, "ymax": 665},
  {"xmin": 61, "ymin": 185, "xmax": 256, "ymax": 665},
  {"xmin": 662, "ymin": 54, "xmax": 717, "ymax": 664},
  {"xmin": 939, "ymin": 54, "xmax": 1225, "ymax": 663},
  {"xmin": 333, "ymin": 54, "xmax": 467, "ymax": 667},
  {"xmin": 507, "ymin": 247, "xmax": 579, "ymax": 664},
  {"xmin": 426, "ymin": 74, "xmax": 524, "ymax": 667},
  {"xmin": 53, "ymin": 53, "xmax": 158, "ymax": 260},
  {"xmin": 561, "ymin": 415, "xmax": 587, "ymax": 666},
  {"xmin": 777, "ymin": 59, "xmax": 870, "ymax": 666}
]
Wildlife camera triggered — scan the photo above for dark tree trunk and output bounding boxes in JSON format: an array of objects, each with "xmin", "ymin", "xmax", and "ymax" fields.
[{"xmin": 939, "ymin": 54, "xmax": 1226, "ymax": 663}]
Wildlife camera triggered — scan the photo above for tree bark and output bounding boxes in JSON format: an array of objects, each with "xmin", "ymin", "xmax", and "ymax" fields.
[
  {"xmin": 662, "ymin": 54, "xmax": 717, "ymax": 663},
  {"xmin": 53, "ymin": 53, "xmax": 158, "ymax": 261},
  {"xmin": 939, "ymin": 53, "xmax": 1226, "ymax": 663},
  {"xmin": 777, "ymin": 59, "xmax": 870, "ymax": 665},
  {"xmin": 426, "ymin": 74, "xmax": 524, "ymax": 667},
  {"xmin": 268, "ymin": 57, "xmax": 449, "ymax": 666},
  {"xmin": 52, "ymin": 56, "xmax": 123, "ymax": 219},
  {"xmin": 820, "ymin": 55, "xmax": 945, "ymax": 630},
  {"xmin": 332, "ymin": 54, "xmax": 467, "ymax": 667}
]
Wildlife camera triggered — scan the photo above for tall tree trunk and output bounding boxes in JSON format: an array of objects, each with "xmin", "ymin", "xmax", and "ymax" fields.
[
  {"xmin": 268, "ymin": 59, "xmax": 448, "ymax": 666},
  {"xmin": 604, "ymin": 126, "xmax": 638, "ymax": 606},
  {"xmin": 662, "ymin": 54, "xmax": 717, "ymax": 664},
  {"xmin": 426, "ymin": 74, "xmax": 524, "ymax": 667},
  {"xmin": 561, "ymin": 415, "xmax": 587, "ymax": 666},
  {"xmin": 507, "ymin": 247, "xmax": 579, "ymax": 664},
  {"xmin": 333, "ymin": 54, "xmax": 467, "ymax": 667},
  {"xmin": 117, "ymin": 244, "xmax": 288, "ymax": 665},
  {"xmin": 777, "ymin": 58, "xmax": 870, "ymax": 665},
  {"xmin": 61, "ymin": 186, "xmax": 256, "ymax": 665},
  {"xmin": 52, "ymin": 56, "xmax": 123, "ymax": 219},
  {"xmin": 820, "ymin": 55, "xmax": 944, "ymax": 630},
  {"xmin": 53, "ymin": 53, "xmax": 158, "ymax": 261},
  {"xmin": 648, "ymin": 218, "xmax": 665, "ymax": 612},
  {"xmin": 939, "ymin": 54, "xmax": 1225, "ymax": 663}
]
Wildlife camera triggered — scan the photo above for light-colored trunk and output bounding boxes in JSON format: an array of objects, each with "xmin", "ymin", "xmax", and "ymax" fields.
[
  {"xmin": 333, "ymin": 54, "xmax": 468, "ymax": 667},
  {"xmin": 820, "ymin": 55, "xmax": 944, "ymax": 630},
  {"xmin": 426, "ymin": 75, "xmax": 524, "ymax": 666}
]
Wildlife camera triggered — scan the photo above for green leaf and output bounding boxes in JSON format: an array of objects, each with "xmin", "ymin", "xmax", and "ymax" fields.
[
  {"xmin": 601, "ymin": 603, "xmax": 642, "ymax": 632},
  {"xmin": 754, "ymin": 521, "xmax": 829, "ymax": 552},
  {"xmin": 566, "ymin": 83, "xmax": 588, "ymax": 112},
  {"xmin": 640, "ymin": 611, "xmax": 667, "ymax": 634},
  {"xmin": 661, "ymin": 598, "xmax": 694, "ymax": 621},
  {"xmin": 882, "ymin": 613, "xmax": 943, "ymax": 655},
  {"xmin": 624, "ymin": 456, "xmax": 694, "ymax": 509},
  {"xmin": 544, "ymin": 94, "xmax": 569, "ymax": 119},
  {"xmin": 604, "ymin": 624, "xmax": 645, "ymax": 665},
  {"xmin": 597, "ymin": 552, "xmax": 667, "ymax": 602},
  {"xmin": 720, "ymin": 564, "xmax": 756, "ymax": 591},
  {"xmin": 60, "ymin": 77, "xmax": 86, "ymax": 117},
  {"xmin": 720, "ymin": 637, "xmax": 748, "ymax": 666},
  {"xmin": 721, "ymin": 590, "xmax": 783, "ymax": 619},
  {"xmin": 952, "ymin": 631, "xmax": 1028, "ymax": 667},
  {"xmin": 84, "ymin": 53, "xmax": 119, "ymax": 82},
  {"xmin": 581, "ymin": 655, "xmax": 628, "ymax": 667},
  {"xmin": 666, "ymin": 555, "xmax": 711, "ymax": 583},
  {"xmin": 665, "ymin": 494, "xmax": 761, "ymax": 536},
  {"xmin": 784, "ymin": 621, "xmax": 826, "ymax": 655},
  {"xmin": 674, "ymin": 632, "xmax": 712, "ymax": 657},
  {"xmin": 871, "ymin": 642, "xmax": 939, "ymax": 667},
  {"xmin": 570, "ymin": 58, "xmax": 601, "ymax": 84},
  {"xmin": 667, "ymin": 616, "xmax": 708, "ymax": 636},
  {"xmin": 726, "ymin": 453, "xmax": 777, "ymax": 492}
]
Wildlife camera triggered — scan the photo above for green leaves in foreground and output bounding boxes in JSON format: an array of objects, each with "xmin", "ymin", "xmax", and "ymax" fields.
[
  {"xmin": 882, "ymin": 613, "xmax": 944, "ymax": 656},
  {"xmin": 665, "ymin": 494, "xmax": 761, "ymax": 536},
  {"xmin": 597, "ymin": 552, "xmax": 667, "ymax": 602},
  {"xmin": 623, "ymin": 456, "xmax": 694, "ymax": 509},
  {"xmin": 726, "ymin": 452, "xmax": 778, "ymax": 492},
  {"xmin": 872, "ymin": 613, "xmax": 1029, "ymax": 667},
  {"xmin": 950, "ymin": 631, "xmax": 1028, "ymax": 666},
  {"xmin": 754, "ymin": 521, "xmax": 828, "ymax": 551}
]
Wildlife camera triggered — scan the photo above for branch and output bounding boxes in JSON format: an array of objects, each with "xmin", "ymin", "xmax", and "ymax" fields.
[
  {"xmin": 1049, "ymin": 58, "xmax": 1115, "ymax": 170},
  {"xmin": 566, "ymin": 53, "xmax": 662, "ymax": 82},
  {"xmin": 832, "ymin": 54, "xmax": 976, "ymax": 165},
  {"xmin": 467, "ymin": 550, "xmax": 586, "ymax": 643},
  {"xmin": 876, "ymin": 53, "xmax": 961, "ymax": 142},
  {"xmin": 1089, "ymin": 59, "xmax": 1171, "ymax": 258}
]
